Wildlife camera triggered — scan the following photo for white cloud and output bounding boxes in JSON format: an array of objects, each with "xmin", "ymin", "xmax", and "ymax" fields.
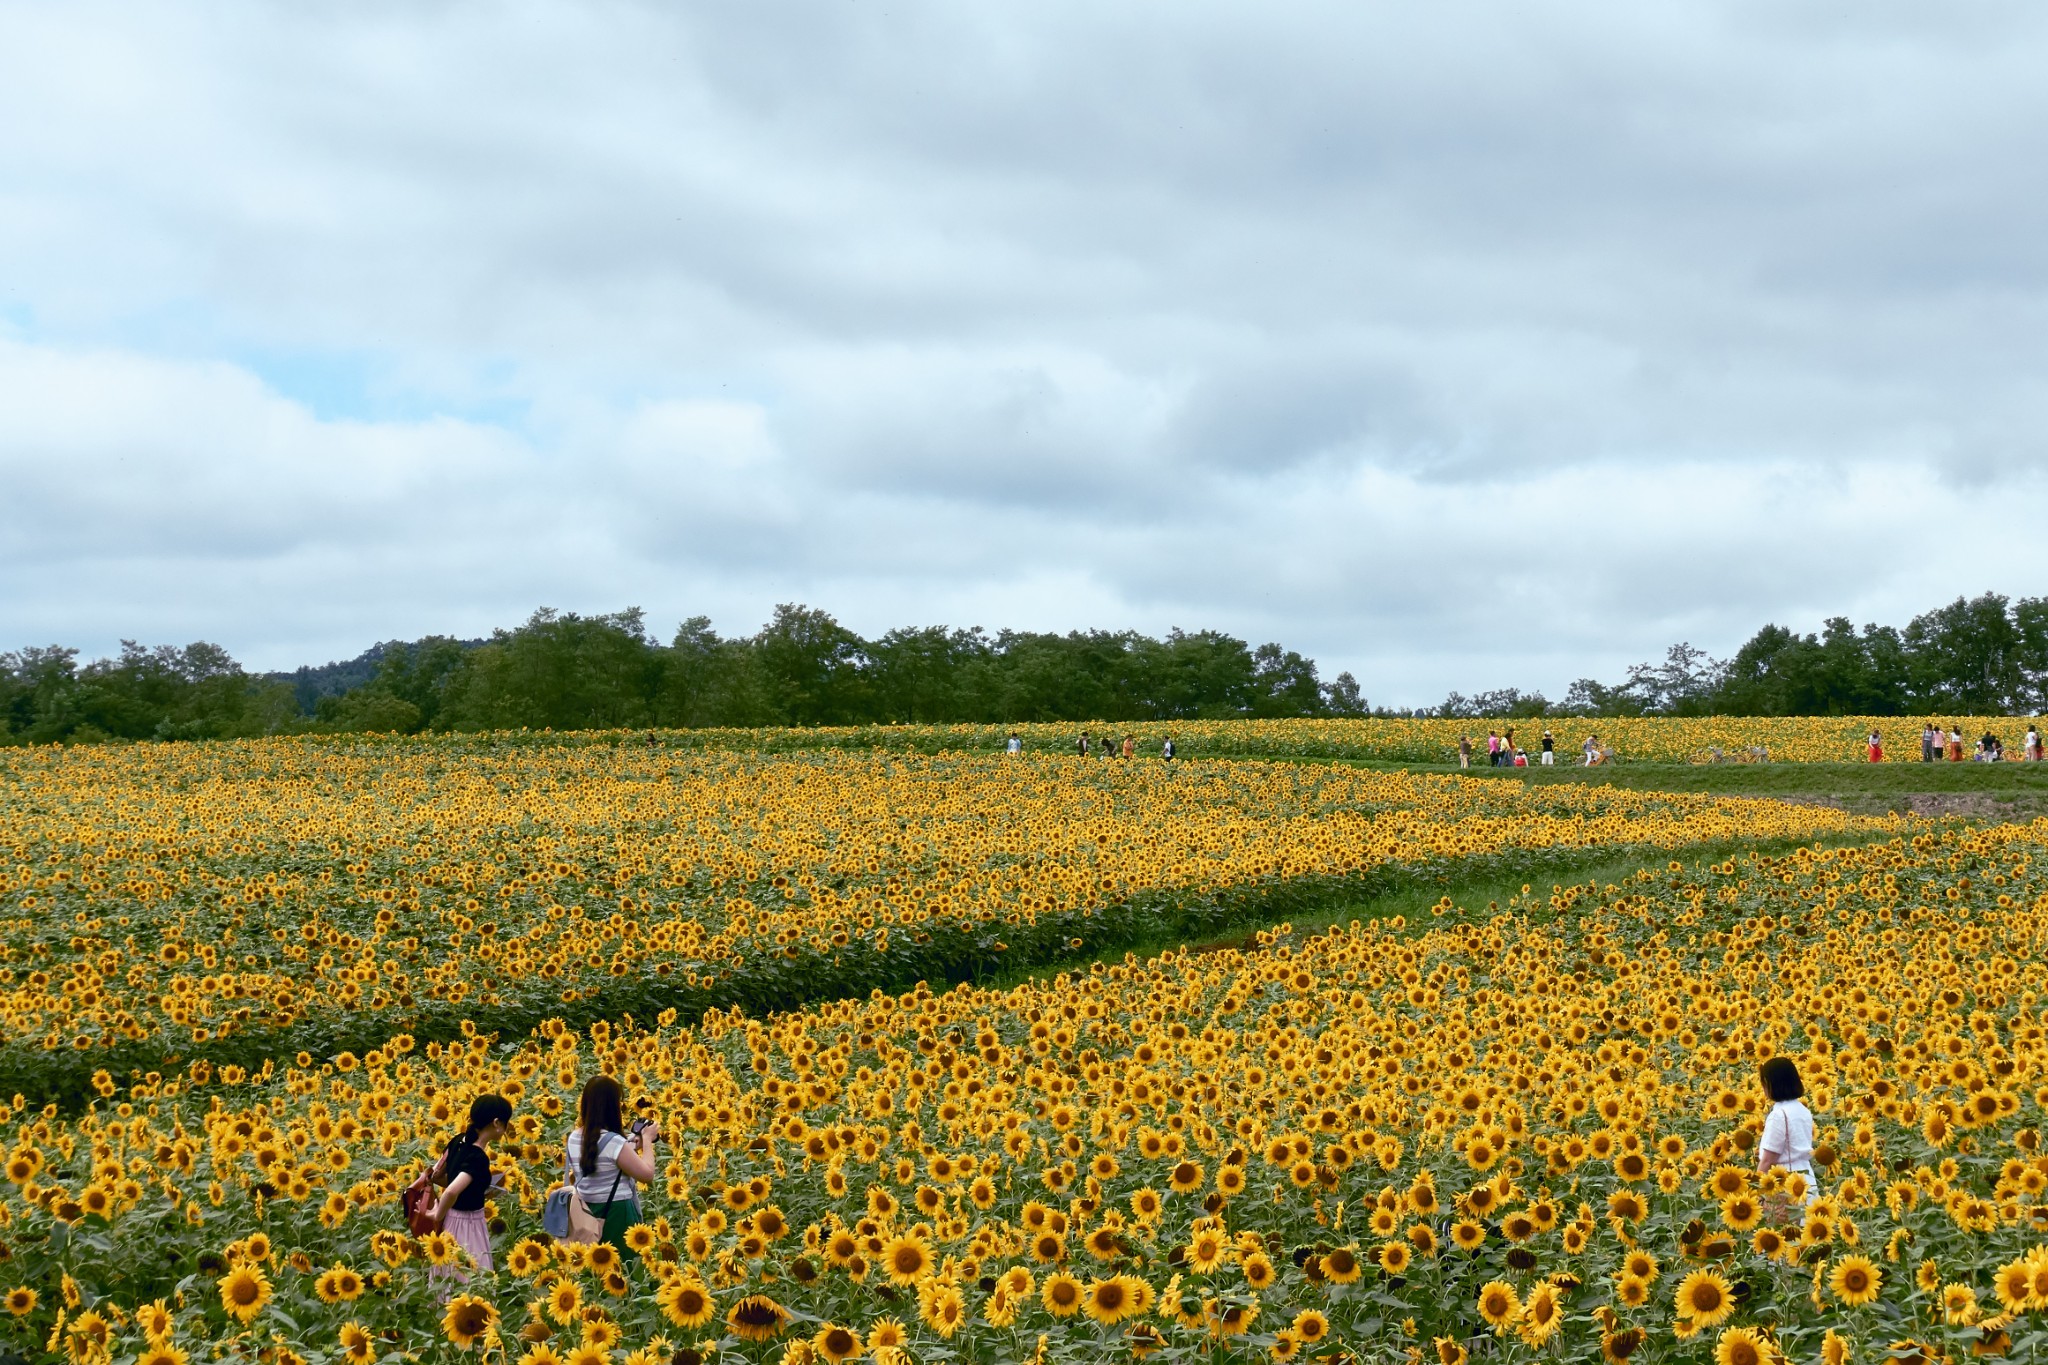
[{"xmin": 4, "ymin": 0, "xmax": 2048, "ymax": 700}]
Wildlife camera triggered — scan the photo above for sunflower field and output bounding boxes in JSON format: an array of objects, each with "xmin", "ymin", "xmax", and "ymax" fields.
[
  {"xmin": 0, "ymin": 739, "xmax": 1874, "ymax": 1105},
  {"xmin": 8, "ymin": 733, "xmax": 2048, "ymax": 1365},
  {"xmin": 6, "ymin": 815, "xmax": 2048, "ymax": 1363},
  {"xmin": 624, "ymin": 718, "xmax": 2028, "ymax": 766}
]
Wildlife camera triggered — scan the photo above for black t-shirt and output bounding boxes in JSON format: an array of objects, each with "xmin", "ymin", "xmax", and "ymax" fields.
[{"xmin": 443, "ymin": 1139, "xmax": 494, "ymax": 1211}]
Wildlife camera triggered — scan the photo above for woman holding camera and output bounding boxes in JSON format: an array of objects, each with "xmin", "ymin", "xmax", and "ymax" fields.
[{"xmin": 566, "ymin": 1075, "xmax": 659, "ymax": 1252}]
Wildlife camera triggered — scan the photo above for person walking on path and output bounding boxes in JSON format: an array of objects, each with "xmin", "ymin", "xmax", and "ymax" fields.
[
  {"xmin": 1949, "ymin": 726, "xmax": 1964, "ymax": 762},
  {"xmin": 1582, "ymin": 734, "xmax": 1597, "ymax": 766},
  {"xmin": 1486, "ymin": 731, "xmax": 1501, "ymax": 767},
  {"xmin": 428, "ymin": 1094, "xmax": 513, "ymax": 1279},
  {"xmin": 566, "ymin": 1076, "xmax": 659, "ymax": 1255},
  {"xmin": 1457, "ymin": 735, "xmax": 1472, "ymax": 769},
  {"xmin": 1921, "ymin": 724, "xmax": 1936, "ymax": 763},
  {"xmin": 1540, "ymin": 731, "xmax": 1554, "ymax": 765},
  {"xmin": 2027, "ymin": 725, "xmax": 2042, "ymax": 762}
]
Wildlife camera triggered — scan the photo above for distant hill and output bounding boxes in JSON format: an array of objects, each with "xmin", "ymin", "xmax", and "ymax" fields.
[{"xmin": 266, "ymin": 639, "xmax": 485, "ymax": 714}]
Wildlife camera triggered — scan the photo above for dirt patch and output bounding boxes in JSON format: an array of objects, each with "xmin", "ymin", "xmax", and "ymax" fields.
[
  {"xmin": 1775, "ymin": 795, "xmax": 1847, "ymax": 811},
  {"xmin": 1901, "ymin": 792, "xmax": 2024, "ymax": 819},
  {"xmin": 1771, "ymin": 791, "xmax": 2045, "ymax": 821}
]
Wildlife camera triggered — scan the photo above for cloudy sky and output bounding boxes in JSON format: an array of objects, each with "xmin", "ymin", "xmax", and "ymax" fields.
[{"xmin": 5, "ymin": 1, "xmax": 2046, "ymax": 704}]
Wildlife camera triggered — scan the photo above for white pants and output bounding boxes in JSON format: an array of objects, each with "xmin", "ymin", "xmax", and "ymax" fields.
[{"xmin": 1540, "ymin": 752, "xmax": 1553, "ymax": 764}]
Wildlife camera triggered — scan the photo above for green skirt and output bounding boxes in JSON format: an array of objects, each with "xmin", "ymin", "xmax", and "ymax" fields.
[{"xmin": 588, "ymin": 1197, "xmax": 642, "ymax": 1256}]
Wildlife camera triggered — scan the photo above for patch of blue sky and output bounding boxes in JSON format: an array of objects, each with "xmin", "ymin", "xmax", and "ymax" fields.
[{"xmin": 233, "ymin": 345, "xmax": 531, "ymax": 430}]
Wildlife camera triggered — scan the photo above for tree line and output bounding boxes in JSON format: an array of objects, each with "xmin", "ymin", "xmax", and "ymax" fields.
[
  {"xmin": 0, "ymin": 606, "xmax": 1367, "ymax": 742},
  {"xmin": 1438, "ymin": 592, "xmax": 2048, "ymax": 719},
  {"xmin": 5, "ymin": 591, "xmax": 2043, "ymax": 744}
]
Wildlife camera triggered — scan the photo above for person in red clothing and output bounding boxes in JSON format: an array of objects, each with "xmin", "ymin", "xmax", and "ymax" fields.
[{"xmin": 1867, "ymin": 730, "xmax": 1883, "ymax": 762}]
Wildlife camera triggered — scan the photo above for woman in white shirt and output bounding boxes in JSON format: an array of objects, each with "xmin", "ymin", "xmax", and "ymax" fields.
[
  {"xmin": 566, "ymin": 1075, "xmax": 660, "ymax": 1253},
  {"xmin": 1756, "ymin": 1056, "xmax": 1816, "ymax": 1205}
]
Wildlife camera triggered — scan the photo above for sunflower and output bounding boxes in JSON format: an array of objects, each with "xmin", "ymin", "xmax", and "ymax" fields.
[
  {"xmin": 1477, "ymin": 1281, "xmax": 1522, "ymax": 1332},
  {"xmin": 315, "ymin": 1265, "xmax": 365, "ymax": 1303},
  {"xmin": 656, "ymin": 1277, "xmax": 715, "ymax": 1329},
  {"xmin": 921, "ymin": 1284, "xmax": 966, "ymax": 1338},
  {"xmin": 338, "ymin": 1322, "xmax": 376, "ymax": 1365},
  {"xmin": 1379, "ymin": 1241, "xmax": 1412, "ymax": 1275},
  {"xmin": 824, "ymin": 1232, "xmax": 860, "ymax": 1267},
  {"xmin": 814, "ymin": 1324, "xmax": 862, "ymax": 1364},
  {"xmin": 726, "ymin": 1295, "xmax": 790, "ymax": 1343},
  {"xmin": 548, "ymin": 1281, "xmax": 583, "ymax": 1325},
  {"xmin": 1601, "ymin": 1327, "xmax": 1644, "ymax": 1362},
  {"xmin": 1320, "ymin": 1246, "xmax": 1362, "ymax": 1283},
  {"xmin": 1617, "ymin": 1276, "xmax": 1651, "ymax": 1308},
  {"xmin": 882, "ymin": 1234, "xmax": 932, "ymax": 1285},
  {"xmin": 1941, "ymin": 1283, "xmax": 1979, "ymax": 1326},
  {"xmin": 1206, "ymin": 1299, "xmax": 1259, "ymax": 1337},
  {"xmin": 1186, "ymin": 1229, "xmax": 1230, "ymax": 1274},
  {"xmin": 135, "ymin": 1301, "xmax": 174, "ymax": 1342},
  {"xmin": 1607, "ymin": 1191, "xmax": 1645, "ymax": 1222},
  {"xmin": 1042, "ymin": 1273, "xmax": 1084, "ymax": 1317},
  {"xmin": 5, "ymin": 1289, "xmax": 36, "ymax": 1317},
  {"xmin": 1292, "ymin": 1310, "xmax": 1330, "ymax": 1344},
  {"xmin": 1451, "ymin": 1220, "xmax": 1486, "ymax": 1252},
  {"xmin": 1714, "ymin": 1327, "xmax": 1768, "ymax": 1365},
  {"xmin": 1830, "ymin": 1256, "xmax": 1881, "ymax": 1307},
  {"xmin": 218, "ymin": 1265, "xmax": 271, "ymax": 1325},
  {"xmin": 442, "ymin": 1295, "xmax": 498, "ymax": 1350},
  {"xmin": 1720, "ymin": 1193, "xmax": 1761, "ymax": 1232},
  {"xmin": 1675, "ymin": 1270, "xmax": 1735, "ymax": 1329},
  {"xmin": 136, "ymin": 1347, "xmax": 190, "ymax": 1365},
  {"xmin": 1520, "ymin": 1282, "xmax": 1562, "ymax": 1346},
  {"xmin": 1242, "ymin": 1254, "xmax": 1277, "ymax": 1290},
  {"xmin": 1995, "ymin": 1257, "xmax": 2035, "ymax": 1313},
  {"xmin": 868, "ymin": 1317, "xmax": 908, "ymax": 1351}
]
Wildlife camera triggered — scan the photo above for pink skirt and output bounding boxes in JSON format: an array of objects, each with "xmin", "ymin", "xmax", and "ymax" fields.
[{"xmin": 438, "ymin": 1207, "xmax": 495, "ymax": 1277}]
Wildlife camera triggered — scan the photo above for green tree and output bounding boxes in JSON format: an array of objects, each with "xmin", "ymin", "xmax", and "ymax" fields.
[{"xmin": 753, "ymin": 605, "xmax": 867, "ymax": 725}]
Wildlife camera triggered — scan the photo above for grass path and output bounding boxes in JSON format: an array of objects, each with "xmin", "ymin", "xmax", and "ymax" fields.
[
  {"xmin": 984, "ymin": 829, "xmax": 1889, "ymax": 993},
  {"xmin": 1199, "ymin": 751, "xmax": 2048, "ymax": 817}
]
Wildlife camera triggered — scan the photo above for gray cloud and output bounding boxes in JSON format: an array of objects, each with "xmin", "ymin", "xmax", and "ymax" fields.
[{"xmin": 4, "ymin": 0, "xmax": 2048, "ymax": 701}]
